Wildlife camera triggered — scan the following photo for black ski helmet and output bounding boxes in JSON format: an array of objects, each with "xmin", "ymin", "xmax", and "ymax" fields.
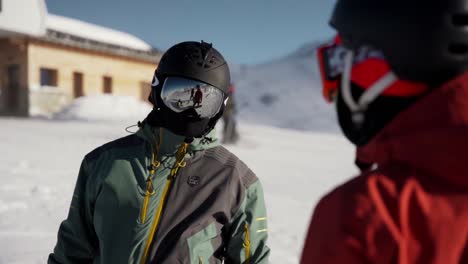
[
  {"xmin": 148, "ymin": 41, "xmax": 230, "ymax": 138},
  {"xmin": 330, "ymin": 0, "xmax": 468, "ymax": 85}
]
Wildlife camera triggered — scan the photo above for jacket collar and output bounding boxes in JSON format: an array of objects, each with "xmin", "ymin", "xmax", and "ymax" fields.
[
  {"xmin": 136, "ymin": 121, "xmax": 220, "ymax": 158},
  {"xmin": 358, "ymin": 72, "xmax": 468, "ymax": 187}
]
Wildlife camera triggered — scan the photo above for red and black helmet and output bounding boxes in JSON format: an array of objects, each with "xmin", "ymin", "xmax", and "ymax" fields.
[{"xmin": 331, "ymin": 0, "xmax": 468, "ymax": 85}]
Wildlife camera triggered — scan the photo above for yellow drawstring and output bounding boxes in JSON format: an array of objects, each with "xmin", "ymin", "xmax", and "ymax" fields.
[
  {"xmin": 170, "ymin": 142, "xmax": 189, "ymax": 177},
  {"xmin": 244, "ymin": 223, "xmax": 251, "ymax": 264},
  {"xmin": 141, "ymin": 176, "xmax": 156, "ymax": 223},
  {"xmin": 140, "ymin": 140, "xmax": 191, "ymax": 264},
  {"xmin": 149, "ymin": 128, "xmax": 162, "ymax": 174},
  {"xmin": 141, "ymin": 128, "xmax": 162, "ymax": 224}
]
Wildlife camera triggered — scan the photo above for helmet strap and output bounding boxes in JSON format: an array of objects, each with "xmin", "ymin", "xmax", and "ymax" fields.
[{"xmin": 341, "ymin": 50, "xmax": 398, "ymax": 126}]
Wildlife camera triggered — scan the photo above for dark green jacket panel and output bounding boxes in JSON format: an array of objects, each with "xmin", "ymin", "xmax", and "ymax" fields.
[
  {"xmin": 88, "ymin": 135, "xmax": 150, "ymax": 263},
  {"xmin": 48, "ymin": 158, "xmax": 98, "ymax": 263},
  {"xmin": 49, "ymin": 135, "xmax": 151, "ymax": 264}
]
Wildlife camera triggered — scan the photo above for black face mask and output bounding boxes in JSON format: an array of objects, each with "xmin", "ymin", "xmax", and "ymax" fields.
[
  {"xmin": 147, "ymin": 83, "xmax": 225, "ymax": 138},
  {"xmin": 336, "ymin": 82, "xmax": 418, "ymax": 146},
  {"xmin": 146, "ymin": 107, "xmax": 223, "ymax": 138}
]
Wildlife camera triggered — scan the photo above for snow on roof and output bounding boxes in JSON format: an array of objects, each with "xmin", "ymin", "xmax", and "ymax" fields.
[{"xmin": 46, "ymin": 14, "xmax": 152, "ymax": 52}]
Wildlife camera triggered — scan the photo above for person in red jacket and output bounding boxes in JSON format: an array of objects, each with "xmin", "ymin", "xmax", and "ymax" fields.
[
  {"xmin": 193, "ymin": 85, "xmax": 203, "ymax": 107},
  {"xmin": 301, "ymin": 1, "xmax": 468, "ymax": 263}
]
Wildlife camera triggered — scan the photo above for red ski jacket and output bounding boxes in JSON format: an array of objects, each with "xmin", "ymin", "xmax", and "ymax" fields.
[{"xmin": 301, "ymin": 73, "xmax": 468, "ymax": 264}]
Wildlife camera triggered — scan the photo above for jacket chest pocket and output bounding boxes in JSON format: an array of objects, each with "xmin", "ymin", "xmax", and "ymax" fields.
[{"xmin": 187, "ymin": 222, "xmax": 222, "ymax": 264}]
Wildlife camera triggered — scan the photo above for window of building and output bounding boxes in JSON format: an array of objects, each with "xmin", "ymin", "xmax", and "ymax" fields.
[
  {"xmin": 140, "ymin": 82, "xmax": 152, "ymax": 102},
  {"xmin": 6, "ymin": 65, "xmax": 20, "ymax": 110},
  {"xmin": 103, "ymin": 76, "xmax": 112, "ymax": 94},
  {"xmin": 40, "ymin": 68, "xmax": 58, "ymax": 87},
  {"xmin": 73, "ymin": 72, "xmax": 84, "ymax": 98}
]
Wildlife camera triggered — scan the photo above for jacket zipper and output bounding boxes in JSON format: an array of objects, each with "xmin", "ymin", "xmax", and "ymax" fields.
[
  {"xmin": 140, "ymin": 176, "xmax": 156, "ymax": 224},
  {"xmin": 244, "ymin": 223, "xmax": 251, "ymax": 264},
  {"xmin": 140, "ymin": 142, "xmax": 190, "ymax": 264},
  {"xmin": 141, "ymin": 145, "xmax": 161, "ymax": 224}
]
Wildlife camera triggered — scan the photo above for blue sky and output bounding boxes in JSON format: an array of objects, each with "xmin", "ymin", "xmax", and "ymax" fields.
[{"xmin": 46, "ymin": 0, "xmax": 336, "ymax": 65}]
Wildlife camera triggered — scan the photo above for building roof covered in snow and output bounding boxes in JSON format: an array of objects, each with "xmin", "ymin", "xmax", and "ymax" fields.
[
  {"xmin": 40, "ymin": 14, "xmax": 160, "ymax": 63},
  {"xmin": 0, "ymin": 0, "xmax": 161, "ymax": 63},
  {"xmin": 46, "ymin": 14, "xmax": 152, "ymax": 52}
]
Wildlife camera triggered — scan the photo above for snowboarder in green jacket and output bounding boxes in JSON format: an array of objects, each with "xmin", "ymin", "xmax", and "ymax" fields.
[{"xmin": 48, "ymin": 41, "xmax": 270, "ymax": 264}]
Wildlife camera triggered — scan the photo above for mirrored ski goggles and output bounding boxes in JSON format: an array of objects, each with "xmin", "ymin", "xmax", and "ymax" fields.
[
  {"xmin": 317, "ymin": 35, "xmax": 385, "ymax": 102},
  {"xmin": 161, "ymin": 76, "xmax": 225, "ymax": 119}
]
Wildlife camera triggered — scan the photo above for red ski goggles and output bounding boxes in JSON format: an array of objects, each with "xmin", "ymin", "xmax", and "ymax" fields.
[
  {"xmin": 317, "ymin": 35, "xmax": 385, "ymax": 102},
  {"xmin": 317, "ymin": 35, "xmax": 429, "ymax": 103}
]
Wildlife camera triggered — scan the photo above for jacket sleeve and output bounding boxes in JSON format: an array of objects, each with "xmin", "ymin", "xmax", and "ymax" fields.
[
  {"xmin": 300, "ymin": 191, "xmax": 366, "ymax": 264},
  {"xmin": 226, "ymin": 179, "xmax": 270, "ymax": 264},
  {"xmin": 48, "ymin": 159, "xmax": 97, "ymax": 263}
]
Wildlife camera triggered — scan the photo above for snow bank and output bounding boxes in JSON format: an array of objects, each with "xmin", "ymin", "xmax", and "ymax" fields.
[
  {"xmin": 46, "ymin": 14, "xmax": 152, "ymax": 51},
  {"xmin": 53, "ymin": 95, "xmax": 152, "ymax": 122}
]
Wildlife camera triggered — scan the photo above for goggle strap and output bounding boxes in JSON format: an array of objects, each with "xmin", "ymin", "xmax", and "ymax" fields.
[
  {"xmin": 341, "ymin": 51, "xmax": 359, "ymax": 112},
  {"xmin": 341, "ymin": 50, "xmax": 398, "ymax": 121},
  {"xmin": 359, "ymin": 72, "xmax": 398, "ymax": 107}
]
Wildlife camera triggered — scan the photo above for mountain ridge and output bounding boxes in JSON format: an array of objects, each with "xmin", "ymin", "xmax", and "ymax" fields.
[{"xmin": 230, "ymin": 41, "xmax": 339, "ymax": 132}]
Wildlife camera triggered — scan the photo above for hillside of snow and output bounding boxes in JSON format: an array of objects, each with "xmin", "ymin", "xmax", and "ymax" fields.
[{"xmin": 230, "ymin": 42, "xmax": 338, "ymax": 132}]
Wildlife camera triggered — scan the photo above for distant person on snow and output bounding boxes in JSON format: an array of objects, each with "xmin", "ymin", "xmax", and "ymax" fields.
[
  {"xmin": 302, "ymin": 1, "xmax": 468, "ymax": 263},
  {"xmin": 193, "ymin": 85, "xmax": 203, "ymax": 107},
  {"xmin": 190, "ymin": 87, "xmax": 195, "ymax": 100},
  {"xmin": 48, "ymin": 41, "xmax": 270, "ymax": 264},
  {"xmin": 222, "ymin": 83, "xmax": 239, "ymax": 144}
]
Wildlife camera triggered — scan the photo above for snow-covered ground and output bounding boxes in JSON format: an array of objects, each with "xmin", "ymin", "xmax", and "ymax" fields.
[{"xmin": 0, "ymin": 115, "xmax": 355, "ymax": 264}]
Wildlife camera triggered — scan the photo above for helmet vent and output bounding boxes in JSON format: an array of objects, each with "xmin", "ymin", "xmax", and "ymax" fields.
[
  {"xmin": 449, "ymin": 43, "xmax": 468, "ymax": 55},
  {"xmin": 452, "ymin": 14, "xmax": 468, "ymax": 27}
]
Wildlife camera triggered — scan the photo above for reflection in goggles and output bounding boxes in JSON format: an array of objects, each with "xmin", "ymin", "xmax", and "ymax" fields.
[
  {"xmin": 327, "ymin": 46, "xmax": 385, "ymax": 79},
  {"xmin": 317, "ymin": 34, "xmax": 386, "ymax": 103},
  {"xmin": 161, "ymin": 77, "xmax": 225, "ymax": 119}
]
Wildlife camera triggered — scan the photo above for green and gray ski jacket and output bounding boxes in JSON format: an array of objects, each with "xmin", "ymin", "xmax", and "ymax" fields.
[{"xmin": 48, "ymin": 123, "xmax": 270, "ymax": 264}]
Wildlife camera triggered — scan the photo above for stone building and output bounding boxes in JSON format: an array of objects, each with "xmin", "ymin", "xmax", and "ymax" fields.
[{"xmin": 0, "ymin": 0, "xmax": 160, "ymax": 116}]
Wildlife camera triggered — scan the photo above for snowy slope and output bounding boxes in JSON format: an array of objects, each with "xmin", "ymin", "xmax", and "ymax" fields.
[
  {"xmin": 230, "ymin": 42, "xmax": 338, "ymax": 132},
  {"xmin": 0, "ymin": 117, "xmax": 355, "ymax": 264}
]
